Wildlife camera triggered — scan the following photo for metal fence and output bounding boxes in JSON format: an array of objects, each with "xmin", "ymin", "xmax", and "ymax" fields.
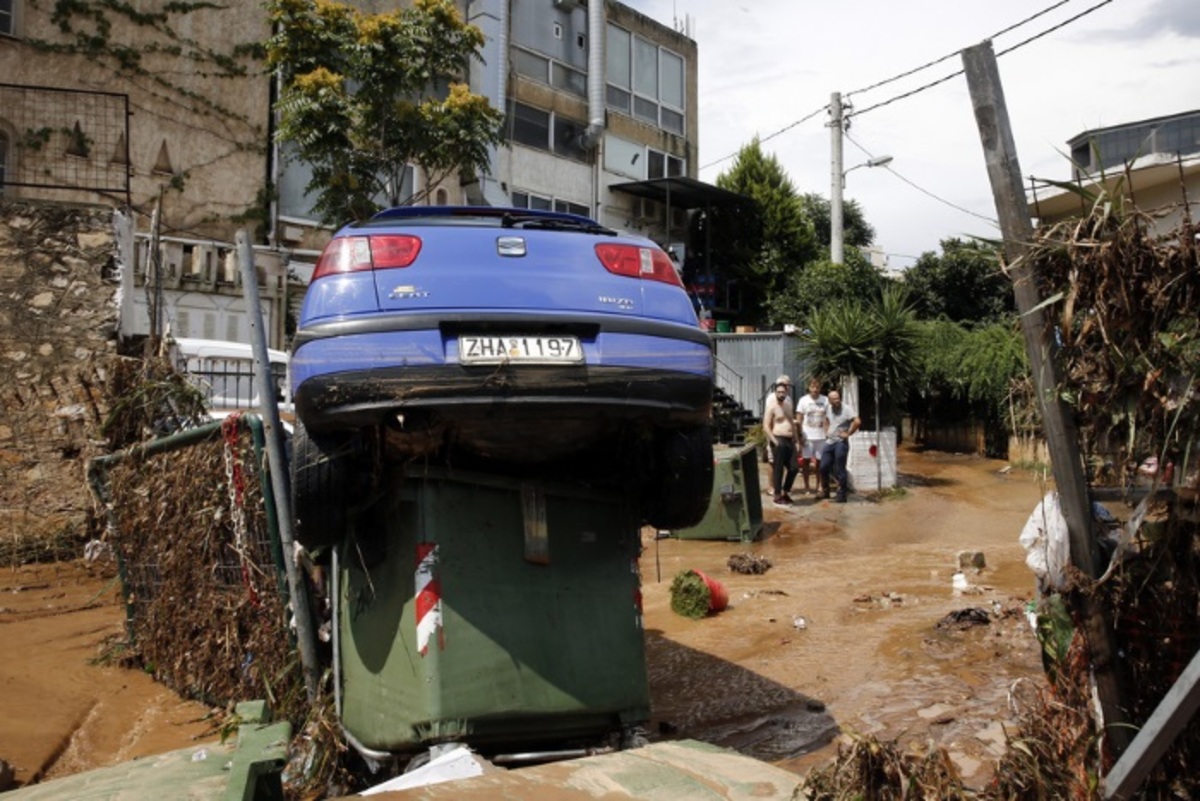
[
  {"xmin": 0, "ymin": 82, "xmax": 131, "ymax": 206},
  {"xmin": 87, "ymin": 417, "xmax": 302, "ymax": 712}
]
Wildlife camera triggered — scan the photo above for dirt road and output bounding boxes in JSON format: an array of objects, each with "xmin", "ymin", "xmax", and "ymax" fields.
[{"xmin": 0, "ymin": 444, "xmax": 1049, "ymax": 793}]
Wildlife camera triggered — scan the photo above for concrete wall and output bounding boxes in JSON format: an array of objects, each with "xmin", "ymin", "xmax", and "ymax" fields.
[{"xmin": 0, "ymin": 199, "xmax": 123, "ymax": 536}]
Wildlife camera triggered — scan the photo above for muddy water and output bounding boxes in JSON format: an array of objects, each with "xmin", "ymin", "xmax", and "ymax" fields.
[
  {"xmin": 0, "ymin": 560, "xmax": 217, "ymax": 788},
  {"xmin": 639, "ymin": 446, "xmax": 1051, "ymax": 787}
]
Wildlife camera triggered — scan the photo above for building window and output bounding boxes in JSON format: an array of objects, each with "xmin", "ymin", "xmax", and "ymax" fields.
[
  {"xmin": 646, "ymin": 147, "xmax": 684, "ymax": 179},
  {"xmin": 512, "ymin": 190, "xmax": 552, "ymax": 211},
  {"xmin": 513, "ymin": 190, "xmax": 589, "ymax": 218},
  {"xmin": 512, "ymin": 45, "xmax": 586, "ymax": 99},
  {"xmin": 510, "ymin": 101, "xmax": 590, "ymax": 164},
  {"xmin": 606, "ymin": 23, "xmax": 686, "ymax": 135},
  {"xmin": 0, "ymin": 0, "xmax": 15, "ymax": 37},
  {"xmin": 554, "ymin": 198, "xmax": 590, "ymax": 217},
  {"xmin": 512, "ymin": 102, "xmax": 551, "ymax": 150}
]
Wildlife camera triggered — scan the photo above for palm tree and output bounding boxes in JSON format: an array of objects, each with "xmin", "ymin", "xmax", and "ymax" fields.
[{"xmin": 799, "ymin": 285, "xmax": 921, "ymax": 398}]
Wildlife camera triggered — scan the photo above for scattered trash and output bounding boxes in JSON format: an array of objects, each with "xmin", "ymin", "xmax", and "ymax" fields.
[
  {"xmin": 936, "ymin": 608, "xmax": 992, "ymax": 630},
  {"xmin": 191, "ymin": 748, "xmax": 208, "ymax": 762},
  {"xmin": 998, "ymin": 465, "xmax": 1012, "ymax": 474},
  {"xmin": 83, "ymin": 539, "xmax": 113, "ymax": 563},
  {"xmin": 793, "ymin": 615, "xmax": 808, "ymax": 630},
  {"xmin": 956, "ymin": 550, "xmax": 986, "ymax": 571},
  {"xmin": 727, "ymin": 552, "xmax": 772, "ymax": 574},
  {"xmin": 951, "ymin": 572, "xmax": 971, "ymax": 593},
  {"xmin": 669, "ymin": 569, "xmax": 729, "ymax": 619}
]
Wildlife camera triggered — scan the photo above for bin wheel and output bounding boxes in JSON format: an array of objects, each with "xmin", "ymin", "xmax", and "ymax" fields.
[
  {"xmin": 642, "ymin": 425, "xmax": 714, "ymax": 530},
  {"xmin": 291, "ymin": 420, "xmax": 364, "ymax": 551}
]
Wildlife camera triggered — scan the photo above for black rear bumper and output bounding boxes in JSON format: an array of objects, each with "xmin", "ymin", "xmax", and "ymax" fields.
[{"xmin": 295, "ymin": 363, "xmax": 713, "ymax": 431}]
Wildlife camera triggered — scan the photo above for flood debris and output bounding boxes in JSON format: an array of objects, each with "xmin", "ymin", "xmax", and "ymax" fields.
[
  {"xmin": 999, "ymin": 194, "xmax": 1200, "ymax": 796},
  {"xmin": 727, "ymin": 552, "xmax": 772, "ymax": 574},
  {"xmin": 936, "ymin": 607, "xmax": 992, "ymax": 630},
  {"xmin": 957, "ymin": 550, "xmax": 986, "ymax": 571},
  {"xmin": 797, "ymin": 732, "xmax": 970, "ymax": 800},
  {"xmin": 669, "ymin": 569, "xmax": 728, "ymax": 619}
]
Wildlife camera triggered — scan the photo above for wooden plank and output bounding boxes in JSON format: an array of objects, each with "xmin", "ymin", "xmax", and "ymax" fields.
[{"xmin": 961, "ymin": 41, "xmax": 1130, "ymax": 756}]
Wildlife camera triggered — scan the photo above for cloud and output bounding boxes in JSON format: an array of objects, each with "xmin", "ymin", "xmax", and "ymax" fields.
[{"xmin": 1095, "ymin": 0, "xmax": 1200, "ymax": 41}]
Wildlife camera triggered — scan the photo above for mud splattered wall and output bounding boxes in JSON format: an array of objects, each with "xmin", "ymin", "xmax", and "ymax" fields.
[{"xmin": 0, "ymin": 199, "xmax": 121, "ymax": 539}]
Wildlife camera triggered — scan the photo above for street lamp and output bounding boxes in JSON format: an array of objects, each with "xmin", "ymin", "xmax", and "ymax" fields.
[{"xmin": 831, "ymin": 154, "xmax": 892, "ymax": 264}]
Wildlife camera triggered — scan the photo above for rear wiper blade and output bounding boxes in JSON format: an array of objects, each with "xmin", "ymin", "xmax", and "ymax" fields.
[{"xmin": 500, "ymin": 212, "xmax": 615, "ymax": 235}]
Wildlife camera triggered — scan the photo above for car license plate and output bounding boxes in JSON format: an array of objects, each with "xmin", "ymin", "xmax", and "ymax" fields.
[{"xmin": 459, "ymin": 335, "xmax": 582, "ymax": 364}]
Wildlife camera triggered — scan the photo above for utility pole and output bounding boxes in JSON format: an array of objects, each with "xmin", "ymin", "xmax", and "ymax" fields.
[
  {"xmin": 962, "ymin": 40, "xmax": 1130, "ymax": 759},
  {"xmin": 829, "ymin": 91, "xmax": 845, "ymax": 264}
]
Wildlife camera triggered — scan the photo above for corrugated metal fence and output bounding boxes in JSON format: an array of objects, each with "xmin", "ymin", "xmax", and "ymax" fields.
[{"xmin": 711, "ymin": 332, "xmax": 808, "ymax": 416}]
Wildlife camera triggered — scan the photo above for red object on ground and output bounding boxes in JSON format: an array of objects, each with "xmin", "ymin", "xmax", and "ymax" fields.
[{"xmin": 693, "ymin": 569, "xmax": 729, "ymax": 613}]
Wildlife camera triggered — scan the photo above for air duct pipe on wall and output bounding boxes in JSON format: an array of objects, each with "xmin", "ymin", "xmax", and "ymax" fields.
[{"xmin": 582, "ymin": 0, "xmax": 606, "ymax": 149}]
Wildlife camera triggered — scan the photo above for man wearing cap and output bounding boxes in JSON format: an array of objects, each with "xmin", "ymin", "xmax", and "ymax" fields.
[{"xmin": 763, "ymin": 375, "xmax": 801, "ymax": 505}]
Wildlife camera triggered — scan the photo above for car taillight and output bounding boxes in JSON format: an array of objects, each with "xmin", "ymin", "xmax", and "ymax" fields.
[
  {"xmin": 594, "ymin": 243, "xmax": 683, "ymax": 287},
  {"xmin": 312, "ymin": 235, "xmax": 422, "ymax": 280}
]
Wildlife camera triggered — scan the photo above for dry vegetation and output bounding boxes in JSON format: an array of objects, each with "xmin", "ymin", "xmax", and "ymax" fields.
[{"xmin": 92, "ymin": 352, "xmax": 356, "ymax": 798}]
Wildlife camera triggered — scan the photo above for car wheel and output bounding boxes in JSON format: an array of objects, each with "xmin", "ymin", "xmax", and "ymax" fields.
[
  {"xmin": 643, "ymin": 425, "xmax": 714, "ymax": 530},
  {"xmin": 291, "ymin": 420, "xmax": 363, "ymax": 551}
]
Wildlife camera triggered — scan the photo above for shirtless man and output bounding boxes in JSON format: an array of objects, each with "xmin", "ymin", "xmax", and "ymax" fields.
[{"xmin": 763, "ymin": 375, "xmax": 800, "ymax": 505}]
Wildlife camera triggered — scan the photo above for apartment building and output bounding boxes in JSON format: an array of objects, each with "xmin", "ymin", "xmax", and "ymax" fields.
[{"xmin": 1031, "ymin": 109, "xmax": 1200, "ymax": 232}]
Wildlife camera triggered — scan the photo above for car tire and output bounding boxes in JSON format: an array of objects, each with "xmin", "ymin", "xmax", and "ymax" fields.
[
  {"xmin": 291, "ymin": 420, "xmax": 363, "ymax": 552},
  {"xmin": 643, "ymin": 425, "xmax": 714, "ymax": 530}
]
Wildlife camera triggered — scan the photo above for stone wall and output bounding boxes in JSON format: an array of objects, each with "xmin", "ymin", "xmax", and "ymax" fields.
[{"xmin": 0, "ymin": 199, "xmax": 122, "ymax": 539}]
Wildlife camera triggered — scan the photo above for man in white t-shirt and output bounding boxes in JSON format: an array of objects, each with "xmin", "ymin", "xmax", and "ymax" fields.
[
  {"xmin": 795, "ymin": 378, "xmax": 828, "ymax": 494},
  {"xmin": 819, "ymin": 389, "xmax": 860, "ymax": 503}
]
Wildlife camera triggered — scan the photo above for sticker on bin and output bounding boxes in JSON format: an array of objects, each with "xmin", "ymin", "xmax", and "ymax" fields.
[{"xmin": 415, "ymin": 543, "xmax": 443, "ymax": 655}]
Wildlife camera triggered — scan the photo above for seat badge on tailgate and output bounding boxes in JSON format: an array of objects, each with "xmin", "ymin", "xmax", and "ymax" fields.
[
  {"xmin": 389, "ymin": 284, "xmax": 429, "ymax": 300},
  {"xmin": 599, "ymin": 295, "xmax": 635, "ymax": 310}
]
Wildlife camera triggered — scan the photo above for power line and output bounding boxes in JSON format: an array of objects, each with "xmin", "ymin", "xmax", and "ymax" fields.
[
  {"xmin": 699, "ymin": 103, "xmax": 828, "ymax": 172},
  {"xmin": 844, "ymin": 0, "xmax": 1077, "ymax": 99},
  {"xmin": 703, "ymin": 0, "xmax": 1115, "ymax": 172},
  {"xmin": 848, "ymin": 0, "xmax": 1114, "ymax": 119},
  {"xmin": 844, "ymin": 131, "xmax": 1000, "ymax": 226},
  {"xmin": 995, "ymin": 0, "xmax": 1114, "ymax": 58}
]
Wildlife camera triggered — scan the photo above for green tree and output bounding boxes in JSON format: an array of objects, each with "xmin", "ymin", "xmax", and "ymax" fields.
[
  {"xmin": 691, "ymin": 138, "xmax": 818, "ymax": 326},
  {"xmin": 766, "ymin": 248, "xmax": 887, "ymax": 325},
  {"xmin": 266, "ymin": 0, "xmax": 504, "ymax": 226},
  {"xmin": 907, "ymin": 318, "xmax": 1028, "ymax": 456},
  {"xmin": 800, "ymin": 192, "xmax": 876, "ymax": 251},
  {"xmin": 903, "ymin": 238, "xmax": 1015, "ymax": 324}
]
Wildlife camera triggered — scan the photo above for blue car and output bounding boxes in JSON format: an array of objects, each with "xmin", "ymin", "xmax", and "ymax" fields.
[{"xmin": 290, "ymin": 206, "xmax": 714, "ymax": 546}]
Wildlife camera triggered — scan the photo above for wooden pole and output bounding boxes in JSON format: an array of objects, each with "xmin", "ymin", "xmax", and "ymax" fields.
[{"xmin": 961, "ymin": 40, "xmax": 1130, "ymax": 758}]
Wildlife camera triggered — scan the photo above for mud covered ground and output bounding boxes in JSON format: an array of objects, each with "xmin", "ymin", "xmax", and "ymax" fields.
[
  {"xmin": 0, "ymin": 443, "xmax": 1049, "ymax": 793},
  {"xmin": 641, "ymin": 444, "xmax": 1048, "ymax": 790}
]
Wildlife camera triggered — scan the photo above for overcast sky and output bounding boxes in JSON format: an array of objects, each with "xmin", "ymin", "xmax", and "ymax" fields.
[{"xmin": 623, "ymin": 0, "xmax": 1200, "ymax": 269}]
